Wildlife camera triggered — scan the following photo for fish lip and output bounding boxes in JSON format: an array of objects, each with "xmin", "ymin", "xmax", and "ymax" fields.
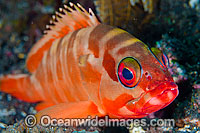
[
  {"xmin": 142, "ymin": 87, "xmax": 178, "ymax": 112},
  {"xmin": 126, "ymin": 81, "xmax": 179, "ymax": 114}
]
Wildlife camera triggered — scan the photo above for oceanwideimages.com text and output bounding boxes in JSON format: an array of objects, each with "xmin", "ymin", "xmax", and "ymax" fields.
[{"xmin": 24, "ymin": 115, "xmax": 175, "ymax": 129}]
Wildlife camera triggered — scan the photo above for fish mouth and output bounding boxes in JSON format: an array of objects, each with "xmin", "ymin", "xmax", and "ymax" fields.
[{"xmin": 126, "ymin": 81, "xmax": 179, "ymax": 115}]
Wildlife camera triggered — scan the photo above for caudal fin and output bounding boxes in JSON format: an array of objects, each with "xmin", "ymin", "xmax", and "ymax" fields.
[{"xmin": 0, "ymin": 74, "xmax": 42, "ymax": 102}]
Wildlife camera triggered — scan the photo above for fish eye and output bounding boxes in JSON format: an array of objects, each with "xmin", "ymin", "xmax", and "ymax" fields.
[
  {"xmin": 161, "ymin": 52, "xmax": 169, "ymax": 68},
  {"xmin": 150, "ymin": 47, "xmax": 170, "ymax": 68},
  {"xmin": 117, "ymin": 57, "xmax": 142, "ymax": 88}
]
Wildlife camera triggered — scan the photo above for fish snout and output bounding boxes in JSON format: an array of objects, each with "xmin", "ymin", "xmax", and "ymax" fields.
[{"xmin": 126, "ymin": 81, "xmax": 179, "ymax": 115}]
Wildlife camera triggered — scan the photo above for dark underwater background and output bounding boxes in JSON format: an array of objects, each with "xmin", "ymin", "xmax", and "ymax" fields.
[{"xmin": 0, "ymin": 0, "xmax": 199, "ymax": 132}]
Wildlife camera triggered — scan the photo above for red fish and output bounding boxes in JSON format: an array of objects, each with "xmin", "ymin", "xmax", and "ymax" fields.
[{"xmin": 0, "ymin": 3, "xmax": 178, "ymax": 120}]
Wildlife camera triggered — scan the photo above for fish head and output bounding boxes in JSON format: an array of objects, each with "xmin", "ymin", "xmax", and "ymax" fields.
[{"xmin": 99, "ymin": 40, "xmax": 179, "ymax": 118}]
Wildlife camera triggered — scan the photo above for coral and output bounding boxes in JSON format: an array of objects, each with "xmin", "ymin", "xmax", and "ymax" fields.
[
  {"xmin": 129, "ymin": 0, "xmax": 157, "ymax": 13},
  {"xmin": 94, "ymin": 0, "xmax": 160, "ymax": 36}
]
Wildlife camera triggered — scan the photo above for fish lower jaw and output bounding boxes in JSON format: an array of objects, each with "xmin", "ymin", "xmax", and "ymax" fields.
[
  {"xmin": 126, "ymin": 81, "xmax": 179, "ymax": 115},
  {"xmin": 142, "ymin": 88, "xmax": 178, "ymax": 113}
]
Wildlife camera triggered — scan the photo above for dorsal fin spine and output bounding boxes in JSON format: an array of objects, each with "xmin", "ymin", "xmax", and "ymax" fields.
[
  {"xmin": 69, "ymin": 2, "xmax": 74, "ymax": 7},
  {"xmin": 77, "ymin": 3, "xmax": 88, "ymax": 13},
  {"xmin": 26, "ymin": 3, "xmax": 100, "ymax": 73},
  {"xmin": 64, "ymin": 4, "xmax": 73, "ymax": 12}
]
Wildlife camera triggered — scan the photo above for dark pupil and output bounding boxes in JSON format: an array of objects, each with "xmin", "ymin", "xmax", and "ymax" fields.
[{"xmin": 122, "ymin": 68, "xmax": 133, "ymax": 80}]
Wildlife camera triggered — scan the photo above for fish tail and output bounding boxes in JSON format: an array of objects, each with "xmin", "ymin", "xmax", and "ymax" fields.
[{"xmin": 0, "ymin": 74, "xmax": 41, "ymax": 102}]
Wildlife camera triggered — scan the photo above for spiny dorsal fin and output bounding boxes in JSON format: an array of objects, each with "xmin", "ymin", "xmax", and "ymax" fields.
[
  {"xmin": 44, "ymin": 3, "xmax": 99, "ymax": 38},
  {"xmin": 26, "ymin": 3, "xmax": 100, "ymax": 73}
]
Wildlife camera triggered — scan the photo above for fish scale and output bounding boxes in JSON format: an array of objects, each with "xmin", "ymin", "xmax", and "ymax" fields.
[{"xmin": 0, "ymin": 3, "xmax": 178, "ymax": 122}]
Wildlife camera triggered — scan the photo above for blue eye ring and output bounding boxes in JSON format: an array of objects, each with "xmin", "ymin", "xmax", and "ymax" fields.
[
  {"xmin": 117, "ymin": 57, "xmax": 143, "ymax": 89},
  {"xmin": 162, "ymin": 52, "xmax": 170, "ymax": 68}
]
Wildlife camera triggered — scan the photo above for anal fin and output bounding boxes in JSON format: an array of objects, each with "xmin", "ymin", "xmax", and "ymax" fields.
[
  {"xmin": 36, "ymin": 101, "xmax": 105, "ymax": 125},
  {"xmin": 35, "ymin": 102, "xmax": 55, "ymax": 111}
]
